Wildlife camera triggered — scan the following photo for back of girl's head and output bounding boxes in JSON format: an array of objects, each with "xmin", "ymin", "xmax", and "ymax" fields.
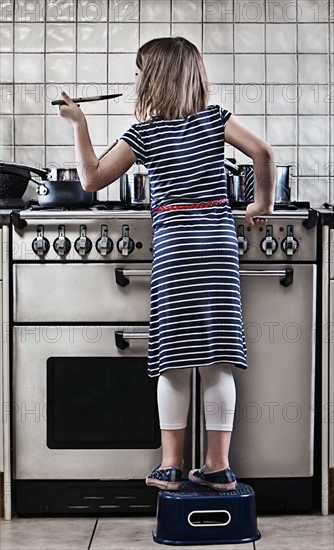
[{"xmin": 135, "ymin": 36, "xmax": 209, "ymax": 122}]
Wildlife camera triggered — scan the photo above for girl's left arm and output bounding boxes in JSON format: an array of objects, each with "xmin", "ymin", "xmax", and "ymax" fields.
[{"xmin": 58, "ymin": 91, "xmax": 136, "ymax": 192}]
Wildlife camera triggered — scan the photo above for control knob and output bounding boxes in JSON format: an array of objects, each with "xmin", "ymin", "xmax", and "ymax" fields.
[
  {"xmin": 117, "ymin": 224, "xmax": 135, "ymax": 256},
  {"xmin": 53, "ymin": 225, "xmax": 71, "ymax": 256},
  {"xmin": 237, "ymin": 225, "xmax": 250, "ymax": 256},
  {"xmin": 281, "ymin": 225, "xmax": 299, "ymax": 256},
  {"xmin": 74, "ymin": 225, "xmax": 92, "ymax": 256},
  {"xmin": 96, "ymin": 225, "xmax": 113, "ymax": 256},
  {"xmin": 260, "ymin": 225, "xmax": 278, "ymax": 256},
  {"xmin": 32, "ymin": 225, "xmax": 50, "ymax": 256}
]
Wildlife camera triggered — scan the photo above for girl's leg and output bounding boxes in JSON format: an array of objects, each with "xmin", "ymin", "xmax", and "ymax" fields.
[
  {"xmin": 157, "ymin": 367, "xmax": 192, "ymax": 470},
  {"xmin": 198, "ymin": 362, "xmax": 236, "ymax": 473}
]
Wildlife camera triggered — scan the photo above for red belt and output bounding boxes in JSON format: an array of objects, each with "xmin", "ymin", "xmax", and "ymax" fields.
[{"xmin": 151, "ymin": 198, "xmax": 229, "ymax": 213}]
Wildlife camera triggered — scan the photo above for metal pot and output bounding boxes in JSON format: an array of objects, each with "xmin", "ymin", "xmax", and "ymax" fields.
[
  {"xmin": 0, "ymin": 162, "xmax": 50, "ymax": 207},
  {"xmin": 225, "ymin": 159, "xmax": 291, "ymax": 204},
  {"xmin": 120, "ymin": 166, "xmax": 150, "ymax": 206},
  {"xmin": 36, "ymin": 179, "xmax": 95, "ymax": 207}
]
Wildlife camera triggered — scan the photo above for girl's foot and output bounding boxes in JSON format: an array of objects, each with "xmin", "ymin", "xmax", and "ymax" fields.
[
  {"xmin": 145, "ymin": 463, "xmax": 183, "ymax": 490},
  {"xmin": 188, "ymin": 465, "xmax": 237, "ymax": 491}
]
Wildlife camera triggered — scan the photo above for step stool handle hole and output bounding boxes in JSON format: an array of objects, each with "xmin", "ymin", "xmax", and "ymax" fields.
[{"xmin": 188, "ymin": 510, "xmax": 231, "ymax": 527}]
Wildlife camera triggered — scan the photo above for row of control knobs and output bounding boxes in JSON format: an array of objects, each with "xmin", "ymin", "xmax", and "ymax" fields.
[
  {"xmin": 32, "ymin": 224, "xmax": 137, "ymax": 257},
  {"xmin": 237, "ymin": 224, "xmax": 299, "ymax": 256}
]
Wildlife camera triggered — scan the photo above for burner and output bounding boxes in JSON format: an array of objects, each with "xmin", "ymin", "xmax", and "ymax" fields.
[{"xmin": 231, "ymin": 201, "xmax": 310, "ymax": 211}]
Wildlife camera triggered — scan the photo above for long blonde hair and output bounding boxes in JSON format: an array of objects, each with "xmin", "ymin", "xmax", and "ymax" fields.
[{"xmin": 135, "ymin": 37, "xmax": 209, "ymax": 122}]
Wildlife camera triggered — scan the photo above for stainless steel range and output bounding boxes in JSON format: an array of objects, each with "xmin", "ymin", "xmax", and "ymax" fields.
[{"xmin": 10, "ymin": 201, "xmax": 320, "ymax": 515}]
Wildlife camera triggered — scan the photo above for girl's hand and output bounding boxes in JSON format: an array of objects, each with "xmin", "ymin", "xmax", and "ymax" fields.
[
  {"xmin": 245, "ymin": 201, "xmax": 274, "ymax": 226},
  {"xmin": 58, "ymin": 91, "xmax": 86, "ymax": 128}
]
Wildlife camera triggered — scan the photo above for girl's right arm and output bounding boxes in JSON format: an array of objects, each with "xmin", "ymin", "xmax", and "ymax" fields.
[
  {"xmin": 225, "ymin": 115, "xmax": 276, "ymax": 226},
  {"xmin": 58, "ymin": 91, "xmax": 136, "ymax": 192}
]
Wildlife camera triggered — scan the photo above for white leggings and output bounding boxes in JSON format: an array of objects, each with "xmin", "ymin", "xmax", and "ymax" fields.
[{"xmin": 157, "ymin": 363, "xmax": 236, "ymax": 432}]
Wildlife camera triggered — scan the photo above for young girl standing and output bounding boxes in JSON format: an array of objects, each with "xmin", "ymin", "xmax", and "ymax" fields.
[{"xmin": 59, "ymin": 37, "xmax": 276, "ymax": 492}]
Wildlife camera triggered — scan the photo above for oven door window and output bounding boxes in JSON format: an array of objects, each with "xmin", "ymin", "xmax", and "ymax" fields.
[{"xmin": 47, "ymin": 357, "xmax": 160, "ymax": 449}]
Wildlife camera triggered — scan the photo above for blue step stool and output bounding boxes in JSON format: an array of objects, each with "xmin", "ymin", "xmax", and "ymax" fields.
[{"xmin": 152, "ymin": 481, "xmax": 261, "ymax": 546}]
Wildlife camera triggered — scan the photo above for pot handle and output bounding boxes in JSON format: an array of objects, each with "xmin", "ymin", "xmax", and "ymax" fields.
[
  {"xmin": 0, "ymin": 162, "xmax": 50, "ymax": 179},
  {"xmin": 36, "ymin": 183, "xmax": 49, "ymax": 196}
]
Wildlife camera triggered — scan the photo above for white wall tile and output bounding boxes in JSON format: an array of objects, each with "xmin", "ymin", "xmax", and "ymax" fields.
[
  {"xmin": 0, "ymin": 85, "xmax": 13, "ymax": 113},
  {"xmin": 203, "ymin": 0, "xmax": 234, "ymax": 22},
  {"xmin": 14, "ymin": 53, "xmax": 44, "ymax": 82},
  {"xmin": 172, "ymin": 23, "xmax": 202, "ymax": 51},
  {"xmin": 0, "ymin": 146, "xmax": 14, "ymax": 161},
  {"xmin": 14, "ymin": 23, "xmax": 44, "ymax": 52},
  {"xmin": 109, "ymin": 0, "xmax": 139, "ymax": 22},
  {"xmin": 140, "ymin": 23, "xmax": 171, "ymax": 45},
  {"xmin": 298, "ymin": 146, "xmax": 329, "ymax": 176},
  {"xmin": 208, "ymin": 84, "xmax": 234, "ymax": 113},
  {"xmin": 236, "ymin": 115, "xmax": 265, "ymax": 139},
  {"xmin": 46, "ymin": 0, "xmax": 76, "ymax": 22},
  {"xmin": 299, "ymin": 115, "xmax": 329, "ymax": 145},
  {"xmin": 203, "ymin": 54, "xmax": 233, "ymax": 83},
  {"xmin": 15, "ymin": 115, "xmax": 44, "ymax": 145},
  {"xmin": 234, "ymin": 0, "xmax": 265, "ymax": 22},
  {"xmin": 108, "ymin": 53, "xmax": 137, "ymax": 83},
  {"xmin": 46, "ymin": 23, "xmax": 76, "ymax": 51},
  {"xmin": 172, "ymin": 0, "xmax": 202, "ymax": 22},
  {"xmin": 298, "ymin": 54, "xmax": 329, "ymax": 83},
  {"xmin": 297, "ymin": 0, "xmax": 329, "ymax": 23},
  {"xmin": 329, "ymin": 178, "xmax": 334, "ymax": 204},
  {"xmin": 234, "ymin": 24, "xmax": 264, "ymax": 53},
  {"xmin": 14, "ymin": 84, "xmax": 44, "ymax": 114},
  {"xmin": 235, "ymin": 54, "xmax": 265, "ymax": 83},
  {"xmin": 77, "ymin": 54, "xmax": 108, "ymax": 83},
  {"xmin": 266, "ymin": 24, "xmax": 296, "ymax": 53},
  {"xmin": 0, "ymin": 22, "xmax": 13, "ymax": 51},
  {"xmin": 108, "ymin": 115, "xmax": 137, "ymax": 142},
  {"xmin": 0, "ymin": 53, "xmax": 13, "ymax": 82},
  {"xmin": 298, "ymin": 84, "xmax": 330, "ymax": 115},
  {"xmin": 85, "ymin": 115, "xmax": 108, "ymax": 145},
  {"xmin": 297, "ymin": 176, "xmax": 329, "ymax": 206},
  {"xmin": 75, "ymin": 84, "xmax": 108, "ymax": 114},
  {"xmin": 77, "ymin": 23, "xmax": 108, "ymax": 52},
  {"xmin": 271, "ymin": 147, "xmax": 298, "ymax": 174},
  {"xmin": 45, "ymin": 54, "xmax": 76, "ymax": 83},
  {"xmin": 0, "ymin": 2, "xmax": 14, "ymax": 22},
  {"xmin": 0, "ymin": 115, "xmax": 13, "ymax": 145},
  {"xmin": 15, "ymin": 146, "xmax": 44, "ymax": 168},
  {"xmin": 203, "ymin": 23, "xmax": 233, "ymax": 53},
  {"xmin": 45, "ymin": 146, "xmax": 76, "ymax": 167},
  {"xmin": 141, "ymin": 0, "xmax": 171, "ymax": 22},
  {"xmin": 298, "ymin": 24, "xmax": 329, "ymax": 53},
  {"xmin": 234, "ymin": 84, "xmax": 265, "ymax": 115},
  {"xmin": 266, "ymin": 115, "xmax": 297, "ymax": 145},
  {"xmin": 109, "ymin": 23, "xmax": 139, "ymax": 52},
  {"xmin": 266, "ymin": 54, "xmax": 297, "ymax": 83},
  {"xmin": 14, "ymin": 1, "xmax": 45, "ymax": 22},
  {"xmin": 107, "ymin": 84, "xmax": 137, "ymax": 114},
  {"xmin": 45, "ymin": 116, "xmax": 75, "ymax": 145},
  {"xmin": 266, "ymin": 1, "xmax": 298, "ymax": 23},
  {"xmin": 77, "ymin": 0, "xmax": 108, "ymax": 22},
  {"xmin": 266, "ymin": 85, "xmax": 298, "ymax": 114}
]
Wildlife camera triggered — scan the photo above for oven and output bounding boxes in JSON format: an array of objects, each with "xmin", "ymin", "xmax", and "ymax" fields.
[{"xmin": 11, "ymin": 208, "xmax": 194, "ymax": 515}]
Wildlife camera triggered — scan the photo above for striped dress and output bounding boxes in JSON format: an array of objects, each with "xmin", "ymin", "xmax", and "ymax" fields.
[{"xmin": 121, "ymin": 105, "xmax": 248, "ymax": 377}]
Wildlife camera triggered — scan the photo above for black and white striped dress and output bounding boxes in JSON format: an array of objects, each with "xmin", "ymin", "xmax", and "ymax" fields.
[{"xmin": 121, "ymin": 105, "xmax": 247, "ymax": 377}]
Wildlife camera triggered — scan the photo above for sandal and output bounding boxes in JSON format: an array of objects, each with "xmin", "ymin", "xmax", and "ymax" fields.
[
  {"xmin": 146, "ymin": 463, "xmax": 183, "ymax": 490},
  {"xmin": 188, "ymin": 465, "xmax": 237, "ymax": 491}
]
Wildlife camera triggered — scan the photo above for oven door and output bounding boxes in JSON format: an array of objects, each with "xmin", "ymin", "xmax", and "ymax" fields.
[{"xmin": 13, "ymin": 325, "xmax": 163, "ymax": 479}]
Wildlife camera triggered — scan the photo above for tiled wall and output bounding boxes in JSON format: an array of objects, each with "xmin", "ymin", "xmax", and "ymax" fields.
[{"xmin": 0, "ymin": 0, "xmax": 333, "ymax": 204}]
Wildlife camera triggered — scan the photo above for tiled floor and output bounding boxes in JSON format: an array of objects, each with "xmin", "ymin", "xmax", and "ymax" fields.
[{"xmin": 0, "ymin": 514, "xmax": 333, "ymax": 550}]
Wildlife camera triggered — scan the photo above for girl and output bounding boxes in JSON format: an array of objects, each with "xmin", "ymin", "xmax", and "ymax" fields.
[{"xmin": 59, "ymin": 36, "xmax": 276, "ymax": 492}]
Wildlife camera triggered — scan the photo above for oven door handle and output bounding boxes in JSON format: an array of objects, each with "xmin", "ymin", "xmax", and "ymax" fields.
[
  {"xmin": 240, "ymin": 267, "xmax": 293, "ymax": 287},
  {"xmin": 115, "ymin": 331, "xmax": 149, "ymax": 350},
  {"xmin": 115, "ymin": 268, "xmax": 152, "ymax": 287}
]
